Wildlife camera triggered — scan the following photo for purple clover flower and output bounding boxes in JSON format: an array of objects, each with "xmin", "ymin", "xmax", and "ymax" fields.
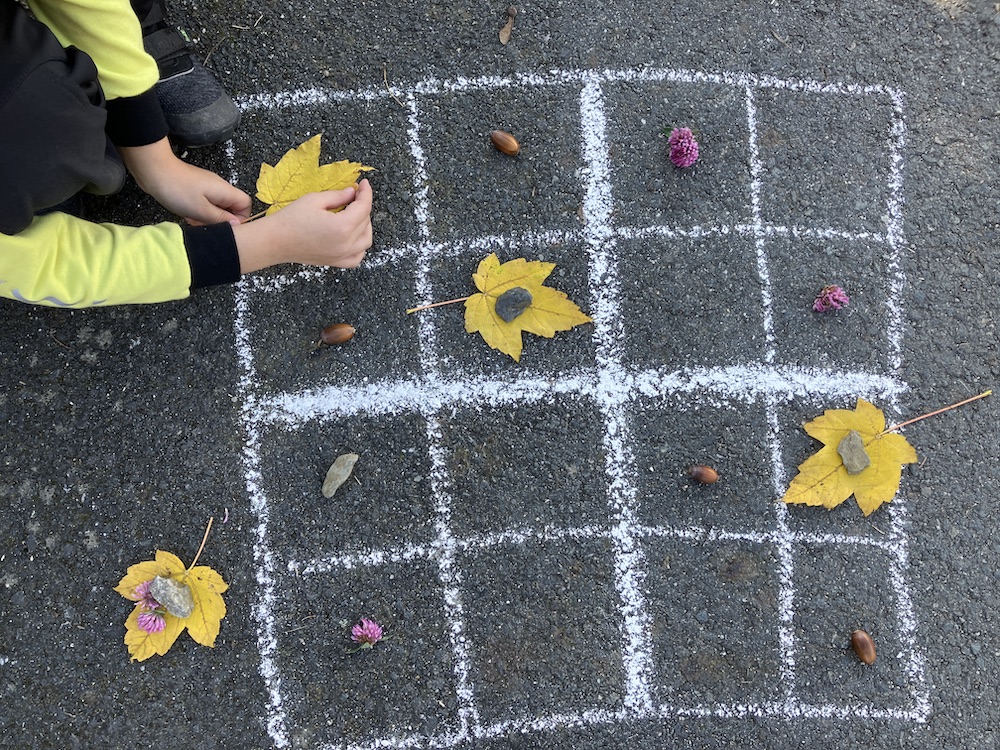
[
  {"xmin": 137, "ymin": 610, "xmax": 166, "ymax": 634},
  {"xmin": 668, "ymin": 127, "xmax": 699, "ymax": 168},
  {"xmin": 134, "ymin": 579, "xmax": 161, "ymax": 611},
  {"xmin": 812, "ymin": 285, "xmax": 851, "ymax": 312},
  {"xmin": 350, "ymin": 618, "xmax": 384, "ymax": 649}
]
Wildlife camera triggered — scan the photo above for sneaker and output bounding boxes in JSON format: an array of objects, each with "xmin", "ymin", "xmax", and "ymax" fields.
[{"xmin": 137, "ymin": 1, "xmax": 240, "ymax": 147}]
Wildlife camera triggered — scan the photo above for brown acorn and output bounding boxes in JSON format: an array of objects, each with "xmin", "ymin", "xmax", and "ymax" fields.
[
  {"xmin": 490, "ymin": 130, "xmax": 521, "ymax": 156},
  {"xmin": 318, "ymin": 323, "xmax": 355, "ymax": 346},
  {"xmin": 686, "ymin": 465, "xmax": 719, "ymax": 484},
  {"xmin": 851, "ymin": 629, "xmax": 876, "ymax": 665}
]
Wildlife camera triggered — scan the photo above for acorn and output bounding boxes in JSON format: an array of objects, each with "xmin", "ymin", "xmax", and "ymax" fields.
[
  {"xmin": 851, "ymin": 629, "xmax": 876, "ymax": 665},
  {"xmin": 318, "ymin": 323, "xmax": 356, "ymax": 346},
  {"xmin": 490, "ymin": 130, "xmax": 521, "ymax": 156},
  {"xmin": 686, "ymin": 465, "xmax": 719, "ymax": 484}
]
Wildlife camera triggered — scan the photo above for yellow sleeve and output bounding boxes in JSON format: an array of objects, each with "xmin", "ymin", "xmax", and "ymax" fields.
[
  {"xmin": 0, "ymin": 213, "xmax": 192, "ymax": 307},
  {"xmin": 25, "ymin": 0, "xmax": 159, "ymax": 100}
]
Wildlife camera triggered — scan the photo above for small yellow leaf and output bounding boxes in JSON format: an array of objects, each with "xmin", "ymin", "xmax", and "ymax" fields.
[
  {"xmin": 463, "ymin": 253, "xmax": 592, "ymax": 361},
  {"xmin": 783, "ymin": 399, "xmax": 918, "ymax": 516},
  {"xmin": 256, "ymin": 134, "xmax": 375, "ymax": 215},
  {"xmin": 115, "ymin": 551, "xmax": 228, "ymax": 660}
]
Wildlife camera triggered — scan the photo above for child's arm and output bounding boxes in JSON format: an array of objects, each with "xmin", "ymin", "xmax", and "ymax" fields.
[{"xmin": 0, "ymin": 182, "xmax": 374, "ymax": 308}]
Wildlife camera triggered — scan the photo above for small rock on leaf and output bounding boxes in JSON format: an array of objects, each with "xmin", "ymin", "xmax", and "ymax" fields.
[
  {"xmin": 494, "ymin": 286, "xmax": 533, "ymax": 322},
  {"xmin": 837, "ymin": 430, "xmax": 871, "ymax": 475},
  {"xmin": 150, "ymin": 575, "xmax": 195, "ymax": 618},
  {"xmin": 323, "ymin": 453, "xmax": 360, "ymax": 498}
]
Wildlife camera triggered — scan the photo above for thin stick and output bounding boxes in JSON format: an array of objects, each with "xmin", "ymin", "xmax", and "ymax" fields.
[
  {"xmin": 406, "ymin": 296, "xmax": 470, "ymax": 314},
  {"xmin": 240, "ymin": 209, "xmax": 268, "ymax": 224},
  {"xmin": 883, "ymin": 390, "xmax": 992, "ymax": 434},
  {"xmin": 188, "ymin": 517, "xmax": 215, "ymax": 570},
  {"xmin": 383, "ymin": 64, "xmax": 406, "ymax": 109}
]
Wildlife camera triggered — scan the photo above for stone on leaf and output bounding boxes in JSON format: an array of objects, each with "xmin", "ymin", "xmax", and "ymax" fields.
[
  {"xmin": 149, "ymin": 575, "xmax": 195, "ymax": 618},
  {"xmin": 494, "ymin": 286, "xmax": 533, "ymax": 323},
  {"xmin": 837, "ymin": 430, "xmax": 871, "ymax": 475}
]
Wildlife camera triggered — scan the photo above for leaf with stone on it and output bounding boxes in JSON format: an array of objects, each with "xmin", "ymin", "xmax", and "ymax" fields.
[
  {"xmin": 256, "ymin": 134, "xmax": 375, "ymax": 215},
  {"xmin": 782, "ymin": 399, "xmax": 917, "ymax": 516},
  {"xmin": 114, "ymin": 547, "xmax": 228, "ymax": 661},
  {"xmin": 463, "ymin": 254, "xmax": 592, "ymax": 362}
]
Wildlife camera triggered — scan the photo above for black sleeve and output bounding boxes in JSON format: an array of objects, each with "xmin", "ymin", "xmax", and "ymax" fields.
[
  {"xmin": 181, "ymin": 223, "xmax": 242, "ymax": 289},
  {"xmin": 104, "ymin": 88, "xmax": 169, "ymax": 147}
]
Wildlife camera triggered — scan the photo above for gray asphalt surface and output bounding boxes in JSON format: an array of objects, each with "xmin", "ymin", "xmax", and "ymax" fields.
[{"xmin": 2, "ymin": 1, "xmax": 1000, "ymax": 748}]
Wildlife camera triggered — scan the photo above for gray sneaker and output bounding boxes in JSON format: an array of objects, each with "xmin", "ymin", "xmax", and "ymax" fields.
[{"xmin": 138, "ymin": 2, "xmax": 240, "ymax": 147}]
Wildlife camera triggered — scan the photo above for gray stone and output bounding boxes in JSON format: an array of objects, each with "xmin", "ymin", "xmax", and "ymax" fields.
[
  {"xmin": 837, "ymin": 430, "xmax": 871, "ymax": 475},
  {"xmin": 494, "ymin": 287, "xmax": 533, "ymax": 323}
]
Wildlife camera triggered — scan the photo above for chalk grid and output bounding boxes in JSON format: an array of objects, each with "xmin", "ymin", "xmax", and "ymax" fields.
[{"xmin": 228, "ymin": 67, "xmax": 929, "ymax": 748}]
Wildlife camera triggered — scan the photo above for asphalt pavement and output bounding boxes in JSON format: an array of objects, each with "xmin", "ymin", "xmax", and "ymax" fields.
[{"xmin": 2, "ymin": 1, "xmax": 1000, "ymax": 748}]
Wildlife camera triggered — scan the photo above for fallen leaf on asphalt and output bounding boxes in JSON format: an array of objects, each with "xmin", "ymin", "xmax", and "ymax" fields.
[
  {"xmin": 464, "ymin": 254, "xmax": 592, "ymax": 362},
  {"xmin": 782, "ymin": 399, "xmax": 917, "ymax": 516},
  {"xmin": 323, "ymin": 453, "xmax": 360, "ymax": 498},
  {"xmin": 499, "ymin": 5, "xmax": 516, "ymax": 44},
  {"xmin": 114, "ymin": 549, "xmax": 228, "ymax": 662},
  {"xmin": 256, "ymin": 134, "xmax": 375, "ymax": 215}
]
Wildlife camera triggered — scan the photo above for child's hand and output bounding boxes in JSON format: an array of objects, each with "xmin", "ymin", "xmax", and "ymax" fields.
[
  {"xmin": 232, "ymin": 180, "xmax": 373, "ymax": 274},
  {"xmin": 119, "ymin": 138, "xmax": 252, "ymax": 224}
]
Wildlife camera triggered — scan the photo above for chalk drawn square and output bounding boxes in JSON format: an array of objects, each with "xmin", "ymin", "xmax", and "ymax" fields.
[
  {"xmin": 260, "ymin": 412, "xmax": 436, "ymax": 562},
  {"xmin": 791, "ymin": 541, "xmax": 914, "ymax": 711},
  {"xmin": 753, "ymin": 88, "xmax": 896, "ymax": 235},
  {"xmin": 767, "ymin": 235, "xmax": 895, "ymax": 373},
  {"xmin": 776, "ymin": 399, "xmax": 905, "ymax": 541},
  {"xmin": 421, "ymin": 238, "xmax": 597, "ymax": 379},
  {"xmin": 644, "ymin": 537, "xmax": 783, "ymax": 705},
  {"xmin": 630, "ymin": 394, "xmax": 776, "ymax": 534},
  {"xmin": 240, "ymin": 257, "xmax": 423, "ymax": 394},
  {"xmin": 614, "ymin": 234, "xmax": 767, "ymax": 371},
  {"xmin": 461, "ymin": 537, "xmax": 625, "ymax": 723},
  {"xmin": 274, "ymin": 557, "xmax": 461, "ymax": 746},
  {"xmin": 415, "ymin": 84, "xmax": 586, "ymax": 243},
  {"xmin": 439, "ymin": 396, "xmax": 609, "ymax": 537},
  {"xmin": 236, "ymin": 96, "xmax": 421, "ymax": 249},
  {"xmin": 603, "ymin": 78, "xmax": 751, "ymax": 229}
]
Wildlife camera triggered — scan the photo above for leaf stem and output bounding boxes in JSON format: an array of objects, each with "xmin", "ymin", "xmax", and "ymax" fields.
[
  {"xmin": 883, "ymin": 389, "xmax": 992, "ymax": 434},
  {"xmin": 240, "ymin": 209, "xmax": 268, "ymax": 224},
  {"xmin": 406, "ymin": 296, "xmax": 470, "ymax": 314},
  {"xmin": 188, "ymin": 517, "xmax": 215, "ymax": 571}
]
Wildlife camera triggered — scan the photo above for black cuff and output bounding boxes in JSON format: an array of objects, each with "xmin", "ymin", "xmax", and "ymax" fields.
[
  {"xmin": 105, "ymin": 89, "xmax": 169, "ymax": 146},
  {"xmin": 182, "ymin": 223, "xmax": 241, "ymax": 289}
]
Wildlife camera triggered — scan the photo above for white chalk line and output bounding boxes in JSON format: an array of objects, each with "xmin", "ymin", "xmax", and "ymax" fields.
[
  {"xmin": 744, "ymin": 81, "xmax": 800, "ymax": 708},
  {"xmin": 289, "ymin": 521, "xmax": 899, "ymax": 577},
  {"xmin": 407, "ymin": 91, "xmax": 482, "ymax": 736},
  {"xmin": 314, "ymin": 696, "xmax": 925, "ymax": 750},
  {"xmin": 230, "ymin": 67, "xmax": 926, "ymax": 748},
  {"xmin": 240, "ymin": 217, "xmax": 886, "ymax": 296},
  {"xmin": 254, "ymin": 365, "xmax": 905, "ymax": 427},
  {"xmin": 236, "ymin": 65, "xmax": 903, "ymax": 114}
]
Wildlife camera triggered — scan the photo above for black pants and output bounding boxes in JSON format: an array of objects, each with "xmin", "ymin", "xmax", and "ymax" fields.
[{"xmin": 0, "ymin": 0, "xmax": 161, "ymax": 235}]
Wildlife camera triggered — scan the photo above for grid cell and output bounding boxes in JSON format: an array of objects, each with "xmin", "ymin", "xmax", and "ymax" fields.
[
  {"xmin": 415, "ymin": 85, "xmax": 587, "ymax": 243},
  {"xmin": 439, "ymin": 396, "xmax": 610, "ymax": 537},
  {"xmin": 753, "ymin": 88, "xmax": 895, "ymax": 234},
  {"xmin": 615, "ymin": 234, "xmax": 768, "ymax": 372},
  {"xmin": 645, "ymin": 537, "xmax": 784, "ymax": 705},
  {"xmin": 276, "ymin": 558, "xmax": 461, "ymax": 745},
  {"xmin": 460, "ymin": 538, "xmax": 625, "ymax": 724},
  {"xmin": 605, "ymin": 79, "xmax": 752, "ymax": 229},
  {"xmin": 261, "ymin": 412, "xmax": 436, "ymax": 562},
  {"xmin": 791, "ymin": 542, "xmax": 912, "ymax": 711}
]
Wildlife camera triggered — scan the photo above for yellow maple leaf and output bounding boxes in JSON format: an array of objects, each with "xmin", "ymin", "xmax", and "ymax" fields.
[
  {"xmin": 115, "ymin": 549, "xmax": 228, "ymax": 662},
  {"xmin": 256, "ymin": 134, "xmax": 375, "ymax": 215},
  {"xmin": 463, "ymin": 253, "xmax": 592, "ymax": 361},
  {"xmin": 782, "ymin": 398, "xmax": 918, "ymax": 516}
]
